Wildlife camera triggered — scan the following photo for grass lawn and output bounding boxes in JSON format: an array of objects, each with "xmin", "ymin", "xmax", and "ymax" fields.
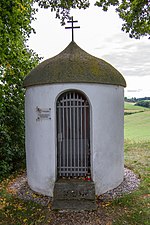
[
  {"xmin": 1, "ymin": 140, "xmax": 149, "ymax": 225},
  {"xmin": 112, "ymin": 140, "xmax": 150, "ymax": 224},
  {"xmin": 0, "ymin": 105, "xmax": 150, "ymax": 224},
  {"xmin": 124, "ymin": 110, "xmax": 150, "ymax": 141}
]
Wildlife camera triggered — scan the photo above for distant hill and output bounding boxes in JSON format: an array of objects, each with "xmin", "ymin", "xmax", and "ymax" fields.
[{"xmin": 124, "ymin": 102, "xmax": 149, "ymax": 115}]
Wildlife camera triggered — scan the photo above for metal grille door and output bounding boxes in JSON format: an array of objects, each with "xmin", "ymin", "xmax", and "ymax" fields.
[{"xmin": 57, "ymin": 91, "xmax": 90, "ymax": 177}]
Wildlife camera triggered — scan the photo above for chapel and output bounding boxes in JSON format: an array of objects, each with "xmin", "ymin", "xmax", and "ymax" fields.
[{"xmin": 24, "ymin": 38, "xmax": 126, "ymax": 209}]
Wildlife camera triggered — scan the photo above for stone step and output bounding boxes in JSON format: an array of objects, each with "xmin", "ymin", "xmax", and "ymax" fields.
[
  {"xmin": 52, "ymin": 199, "xmax": 97, "ymax": 211},
  {"xmin": 52, "ymin": 179, "xmax": 97, "ymax": 211}
]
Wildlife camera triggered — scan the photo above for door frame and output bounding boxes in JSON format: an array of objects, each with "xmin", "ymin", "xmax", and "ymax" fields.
[{"xmin": 56, "ymin": 89, "xmax": 92, "ymax": 178}]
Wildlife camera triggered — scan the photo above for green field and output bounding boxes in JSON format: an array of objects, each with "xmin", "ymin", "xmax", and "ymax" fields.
[
  {"xmin": 124, "ymin": 102, "xmax": 150, "ymax": 141},
  {"xmin": 124, "ymin": 111, "xmax": 150, "ymax": 141},
  {"xmin": 124, "ymin": 102, "xmax": 149, "ymax": 114},
  {"xmin": 124, "ymin": 102, "xmax": 145, "ymax": 110}
]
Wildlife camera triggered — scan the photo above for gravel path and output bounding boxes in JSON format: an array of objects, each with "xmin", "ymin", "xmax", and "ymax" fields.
[{"xmin": 8, "ymin": 167, "xmax": 140, "ymax": 207}]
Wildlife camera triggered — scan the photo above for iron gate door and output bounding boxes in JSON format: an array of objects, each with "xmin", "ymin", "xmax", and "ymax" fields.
[{"xmin": 57, "ymin": 91, "xmax": 90, "ymax": 177}]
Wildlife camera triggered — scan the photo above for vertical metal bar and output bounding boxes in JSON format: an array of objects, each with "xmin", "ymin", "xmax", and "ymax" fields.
[
  {"xmin": 66, "ymin": 94, "xmax": 69, "ymax": 176},
  {"xmin": 58, "ymin": 104, "xmax": 61, "ymax": 176},
  {"xmin": 88, "ymin": 105, "xmax": 90, "ymax": 174},
  {"xmin": 84, "ymin": 102, "xmax": 87, "ymax": 174},
  {"xmin": 88, "ymin": 105, "xmax": 90, "ymax": 175},
  {"xmin": 80, "ymin": 95, "xmax": 83, "ymax": 176},
  {"xmin": 69, "ymin": 92, "xmax": 72, "ymax": 176},
  {"xmin": 77, "ymin": 94, "xmax": 79, "ymax": 176},
  {"xmin": 73, "ymin": 92, "xmax": 76, "ymax": 176},
  {"xmin": 62, "ymin": 96, "xmax": 65, "ymax": 176}
]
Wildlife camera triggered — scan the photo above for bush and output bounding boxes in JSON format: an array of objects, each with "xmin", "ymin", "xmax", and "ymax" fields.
[
  {"xmin": 0, "ymin": 75, "xmax": 25, "ymax": 179},
  {"xmin": 135, "ymin": 100, "xmax": 150, "ymax": 108},
  {"xmin": 0, "ymin": 0, "xmax": 40, "ymax": 180}
]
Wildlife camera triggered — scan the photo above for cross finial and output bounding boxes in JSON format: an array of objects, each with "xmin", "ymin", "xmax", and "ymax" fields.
[{"xmin": 65, "ymin": 16, "xmax": 80, "ymax": 42}]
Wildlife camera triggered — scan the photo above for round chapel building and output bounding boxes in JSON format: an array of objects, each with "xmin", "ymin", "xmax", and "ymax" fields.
[{"xmin": 24, "ymin": 41, "xmax": 126, "ymax": 197}]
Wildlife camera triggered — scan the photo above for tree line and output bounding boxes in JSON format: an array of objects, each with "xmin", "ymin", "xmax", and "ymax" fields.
[
  {"xmin": 125, "ymin": 97, "xmax": 150, "ymax": 103},
  {"xmin": 0, "ymin": 0, "xmax": 40, "ymax": 179}
]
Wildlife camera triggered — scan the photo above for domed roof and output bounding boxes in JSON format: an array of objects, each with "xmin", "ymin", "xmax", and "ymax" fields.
[{"xmin": 23, "ymin": 41, "xmax": 126, "ymax": 87}]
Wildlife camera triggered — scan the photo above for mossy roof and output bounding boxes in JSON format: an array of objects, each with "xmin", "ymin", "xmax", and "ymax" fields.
[{"xmin": 23, "ymin": 41, "xmax": 126, "ymax": 87}]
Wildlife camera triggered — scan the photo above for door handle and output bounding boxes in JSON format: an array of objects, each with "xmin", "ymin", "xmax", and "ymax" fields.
[{"xmin": 58, "ymin": 133, "xmax": 62, "ymax": 142}]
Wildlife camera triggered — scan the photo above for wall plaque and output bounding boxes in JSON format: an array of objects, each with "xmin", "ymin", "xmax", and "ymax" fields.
[{"xmin": 36, "ymin": 107, "xmax": 51, "ymax": 121}]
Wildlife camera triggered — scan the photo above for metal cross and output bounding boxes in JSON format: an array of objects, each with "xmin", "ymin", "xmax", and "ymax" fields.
[{"xmin": 65, "ymin": 16, "xmax": 80, "ymax": 42}]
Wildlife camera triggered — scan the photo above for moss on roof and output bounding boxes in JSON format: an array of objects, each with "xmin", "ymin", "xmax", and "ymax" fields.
[{"xmin": 23, "ymin": 41, "xmax": 126, "ymax": 87}]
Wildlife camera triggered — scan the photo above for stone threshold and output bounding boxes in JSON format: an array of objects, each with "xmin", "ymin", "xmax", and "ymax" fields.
[{"xmin": 52, "ymin": 178, "xmax": 97, "ymax": 211}]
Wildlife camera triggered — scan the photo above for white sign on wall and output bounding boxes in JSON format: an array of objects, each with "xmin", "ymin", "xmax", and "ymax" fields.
[{"xmin": 36, "ymin": 106, "xmax": 51, "ymax": 121}]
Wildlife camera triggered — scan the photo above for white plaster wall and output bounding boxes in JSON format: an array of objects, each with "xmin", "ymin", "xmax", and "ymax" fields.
[{"xmin": 25, "ymin": 83, "xmax": 124, "ymax": 196}]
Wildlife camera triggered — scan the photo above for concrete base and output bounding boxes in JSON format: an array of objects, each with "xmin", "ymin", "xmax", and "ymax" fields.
[
  {"xmin": 52, "ymin": 179, "xmax": 97, "ymax": 211},
  {"xmin": 52, "ymin": 199, "xmax": 97, "ymax": 211}
]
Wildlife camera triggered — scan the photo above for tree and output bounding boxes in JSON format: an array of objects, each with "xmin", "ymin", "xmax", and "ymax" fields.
[
  {"xmin": 35, "ymin": 0, "xmax": 150, "ymax": 39},
  {"xmin": 0, "ymin": 0, "xmax": 40, "ymax": 179}
]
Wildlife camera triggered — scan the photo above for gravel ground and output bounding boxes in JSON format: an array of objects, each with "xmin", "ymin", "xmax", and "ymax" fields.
[
  {"xmin": 8, "ymin": 167, "xmax": 140, "ymax": 207},
  {"xmin": 6, "ymin": 168, "xmax": 140, "ymax": 224}
]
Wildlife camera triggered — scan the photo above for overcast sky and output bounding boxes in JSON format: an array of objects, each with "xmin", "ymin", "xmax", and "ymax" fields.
[{"xmin": 28, "ymin": 3, "xmax": 150, "ymax": 98}]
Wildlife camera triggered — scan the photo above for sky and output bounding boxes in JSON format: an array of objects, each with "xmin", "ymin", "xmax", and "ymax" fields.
[{"xmin": 28, "ymin": 2, "xmax": 150, "ymax": 98}]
